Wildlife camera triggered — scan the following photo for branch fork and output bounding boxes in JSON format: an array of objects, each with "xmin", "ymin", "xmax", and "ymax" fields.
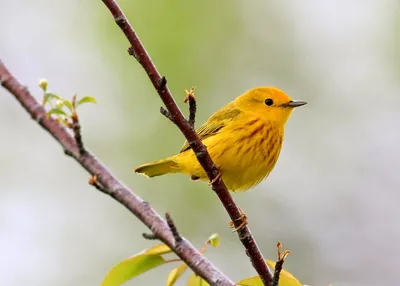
[
  {"xmin": 0, "ymin": 60, "xmax": 234, "ymax": 285},
  {"xmin": 104, "ymin": 1, "xmax": 273, "ymax": 284}
]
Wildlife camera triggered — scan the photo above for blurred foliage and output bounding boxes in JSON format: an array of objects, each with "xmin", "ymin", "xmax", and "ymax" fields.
[
  {"xmin": 237, "ymin": 260, "xmax": 302, "ymax": 286},
  {"xmin": 40, "ymin": 79, "xmax": 97, "ymax": 128},
  {"xmin": 96, "ymin": 0, "xmax": 241, "ymax": 105},
  {"xmin": 101, "ymin": 233, "xmax": 221, "ymax": 286},
  {"xmin": 101, "ymin": 234, "xmax": 303, "ymax": 286},
  {"xmin": 102, "ymin": 244, "xmax": 169, "ymax": 286}
]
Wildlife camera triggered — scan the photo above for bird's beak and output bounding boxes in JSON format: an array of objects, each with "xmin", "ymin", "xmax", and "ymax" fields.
[{"xmin": 282, "ymin": 100, "xmax": 307, "ymax": 108}]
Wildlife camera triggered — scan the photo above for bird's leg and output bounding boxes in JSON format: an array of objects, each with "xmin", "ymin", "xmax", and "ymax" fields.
[{"xmin": 228, "ymin": 207, "xmax": 248, "ymax": 232}]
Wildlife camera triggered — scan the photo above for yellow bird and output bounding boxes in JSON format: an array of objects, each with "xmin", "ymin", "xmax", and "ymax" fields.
[{"xmin": 134, "ymin": 87, "xmax": 306, "ymax": 192}]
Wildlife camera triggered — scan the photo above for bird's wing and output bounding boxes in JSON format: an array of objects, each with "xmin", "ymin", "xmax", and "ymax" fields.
[{"xmin": 180, "ymin": 107, "xmax": 241, "ymax": 152}]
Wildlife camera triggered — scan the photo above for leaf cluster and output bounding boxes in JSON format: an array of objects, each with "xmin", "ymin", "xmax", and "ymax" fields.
[
  {"xmin": 39, "ymin": 79, "xmax": 96, "ymax": 127},
  {"xmin": 101, "ymin": 233, "xmax": 303, "ymax": 286}
]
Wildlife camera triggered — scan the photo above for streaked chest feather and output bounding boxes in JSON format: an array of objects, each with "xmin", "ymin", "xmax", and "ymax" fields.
[{"xmin": 208, "ymin": 118, "xmax": 284, "ymax": 191}]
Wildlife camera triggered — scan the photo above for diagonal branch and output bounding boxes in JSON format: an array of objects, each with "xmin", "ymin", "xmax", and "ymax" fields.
[
  {"xmin": 0, "ymin": 60, "xmax": 234, "ymax": 286},
  {"xmin": 101, "ymin": 0, "xmax": 273, "ymax": 284}
]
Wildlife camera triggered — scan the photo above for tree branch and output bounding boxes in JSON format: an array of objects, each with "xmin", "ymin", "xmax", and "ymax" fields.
[
  {"xmin": 101, "ymin": 0, "xmax": 273, "ymax": 284},
  {"xmin": 272, "ymin": 242, "xmax": 291, "ymax": 286},
  {"xmin": 0, "ymin": 60, "xmax": 234, "ymax": 286},
  {"xmin": 165, "ymin": 212, "xmax": 183, "ymax": 244},
  {"xmin": 184, "ymin": 87, "xmax": 197, "ymax": 127}
]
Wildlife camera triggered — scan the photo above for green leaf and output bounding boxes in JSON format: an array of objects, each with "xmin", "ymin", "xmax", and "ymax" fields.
[
  {"xmin": 55, "ymin": 100, "xmax": 64, "ymax": 109},
  {"xmin": 102, "ymin": 255, "xmax": 165, "ymax": 286},
  {"xmin": 207, "ymin": 233, "xmax": 220, "ymax": 248},
  {"xmin": 266, "ymin": 260, "xmax": 301, "ymax": 285},
  {"xmin": 187, "ymin": 273, "xmax": 210, "ymax": 286},
  {"xmin": 63, "ymin": 100, "xmax": 73, "ymax": 112},
  {"xmin": 77, "ymin": 96, "xmax": 97, "ymax": 106},
  {"xmin": 236, "ymin": 260, "xmax": 302, "ymax": 286},
  {"xmin": 166, "ymin": 263, "xmax": 188, "ymax": 286},
  {"xmin": 101, "ymin": 244, "xmax": 172, "ymax": 286},
  {"xmin": 144, "ymin": 243, "xmax": 172, "ymax": 256},
  {"xmin": 42, "ymin": 93, "xmax": 61, "ymax": 106},
  {"xmin": 47, "ymin": 108, "xmax": 67, "ymax": 117},
  {"xmin": 236, "ymin": 276, "xmax": 263, "ymax": 286}
]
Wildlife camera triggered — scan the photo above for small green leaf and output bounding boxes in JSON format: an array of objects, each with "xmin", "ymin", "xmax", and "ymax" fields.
[
  {"xmin": 236, "ymin": 276, "xmax": 263, "ymax": 286},
  {"xmin": 166, "ymin": 263, "xmax": 188, "ymax": 286},
  {"xmin": 77, "ymin": 96, "xmax": 97, "ymax": 106},
  {"xmin": 42, "ymin": 93, "xmax": 61, "ymax": 106},
  {"xmin": 47, "ymin": 108, "xmax": 67, "ymax": 117},
  {"xmin": 236, "ymin": 260, "xmax": 302, "ymax": 286},
  {"xmin": 207, "ymin": 233, "xmax": 220, "ymax": 248},
  {"xmin": 101, "ymin": 249, "xmax": 168, "ymax": 286},
  {"xmin": 72, "ymin": 94, "xmax": 78, "ymax": 109},
  {"xmin": 187, "ymin": 273, "xmax": 210, "ymax": 286},
  {"xmin": 63, "ymin": 100, "xmax": 73, "ymax": 112},
  {"xmin": 55, "ymin": 100, "xmax": 64, "ymax": 109},
  {"xmin": 144, "ymin": 244, "xmax": 172, "ymax": 256}
]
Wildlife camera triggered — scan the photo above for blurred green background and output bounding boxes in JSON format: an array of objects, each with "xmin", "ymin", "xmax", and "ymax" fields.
[{"xmin": 1, "ymin": 1, "xmax": 400, "ymax": 285}]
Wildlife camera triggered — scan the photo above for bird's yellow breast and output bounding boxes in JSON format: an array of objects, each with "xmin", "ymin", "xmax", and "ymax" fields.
[{"xmin": 175, "ymin": 116, "xmax": 284, "ymax": 191}]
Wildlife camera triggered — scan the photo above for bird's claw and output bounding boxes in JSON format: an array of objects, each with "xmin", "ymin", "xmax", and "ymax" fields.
[
  {"xmin": 229, "ymin": 208, "xmax": 248, "ymax": 232},
  {"xmin": 208, "ymin": 170, "xmax": 222, "ymax": 186}
]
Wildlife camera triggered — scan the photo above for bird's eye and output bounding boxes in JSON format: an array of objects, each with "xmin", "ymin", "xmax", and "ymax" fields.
[{"xmin": 265, "ymin": 98, "xmax": 274, "ymax": 106}]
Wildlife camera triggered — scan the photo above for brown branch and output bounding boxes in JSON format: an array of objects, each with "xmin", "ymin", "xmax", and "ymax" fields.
[
  {"xmin": 160, "ymin": 106, "xmax": 174, "ymax": 123},
  {"xmin": 184, "ymin": 87, "xmax": 197, "ymax": 127},
  {"xmin": 88, "ymin": 174, "xmax": 110, "ymax": 196},
  {"xmin": 142, "ymin": 212, "xmax": 183, "ymax": 244},
  {"xmin": 165, "ymin": 212, "xmax": 183, "ymax": 244},
  {"xmin": 71, "ymin": 112, "xmax": 86, "ymax": 155},
  {"xmin": 272, "ymin": 241, "xmax": 291, "ymax": 286},
  {"xmin": 101, "ymin": 0, "xmax": 273, "ymax": 284},
  {"xmin": 0, "ymin": 60, "xmax": 234, "ymax": 286},
  {"xmin": 70, "ymin": 94, "xmax": 86, "ymax": 155},
  {"xmin": 142, "ymin": 232, "xmax": 158, "ymax": 240},
  {"xmin": 272, "ymin": 261, "xmax": 284, "ymax": 286}
]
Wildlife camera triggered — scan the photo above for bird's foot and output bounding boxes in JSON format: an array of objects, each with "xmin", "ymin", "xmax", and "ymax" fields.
[
  {"xmin": 208, "ymin": 169, "xmax": 222, "ymax": 186},
  {"xmin": 228, "ymin": 208, "xmax": 248, "ymax": 232}
]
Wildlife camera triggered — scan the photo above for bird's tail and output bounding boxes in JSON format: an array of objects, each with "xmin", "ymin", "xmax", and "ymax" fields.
[{"xmin": 134, "ymin": 157, "xmax": 180, "ymax": 178}]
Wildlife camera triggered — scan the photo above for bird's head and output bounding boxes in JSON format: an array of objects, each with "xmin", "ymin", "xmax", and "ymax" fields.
[{"xmin": 235, "ymin": 87, "xmax": 307, "ymax": 125}]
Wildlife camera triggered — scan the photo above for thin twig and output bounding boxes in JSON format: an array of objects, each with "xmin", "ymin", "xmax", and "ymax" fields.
[
  {"xmin": 101, "ymin": 1, "xmax": 273, "ymax": 284},
  {"xmin": 0, "ymin": 60, "xmax": 234, "ymax": 286},
  {"xmin": 157, "ymin": 76, "xmax": 168, "ymax": 89},
  {"xmin": 71, "ymin": 112, "xmax": 86, "ymax": 155},
  {"xmin": 142, "ymin": 212, "xmax": 183, "ymax": 244},
  {"xmin": 184, "ymin": 87, "xmax": 197, "ymax": 127},
  {"xmin": 142, "ymin": 233, "xmax": 158, "ymax": 240},
  {"xmin": 88, "ymin": 175, "xmax": 108, "ymax": 195},
  {"xmin": 272, "ymin": 241, "xmax": 291, "ymax": 286},
  {"xmin": 272, "ymin": 261, "xmax": 283, "ymax": 286},
  {"xmin": 160, "ymin": 106, "xmax": 174, "ymax": 123},
  {"xmin": 165, "ymin": 212, "xmax": 183, "ymax": 244},
  {"xmin": 143, "ymin": 212, "xmax": 183, "ymax": 243}
]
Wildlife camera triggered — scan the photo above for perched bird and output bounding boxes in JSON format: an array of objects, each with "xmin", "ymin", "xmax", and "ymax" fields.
[{"xmin": 134, "ymin": 87, "xmax": 306, "ymax": 192}]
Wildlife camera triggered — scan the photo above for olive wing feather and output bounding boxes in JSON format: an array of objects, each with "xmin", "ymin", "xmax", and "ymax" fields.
[{"xmin": 180, "ymin": 107, "xmax": 240, "ymax": 152}]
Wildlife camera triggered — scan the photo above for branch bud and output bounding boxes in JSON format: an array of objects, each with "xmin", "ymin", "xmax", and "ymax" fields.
[{"xmin": 38, "ymin": 79, "xmax": 48, "ymax": 92}]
